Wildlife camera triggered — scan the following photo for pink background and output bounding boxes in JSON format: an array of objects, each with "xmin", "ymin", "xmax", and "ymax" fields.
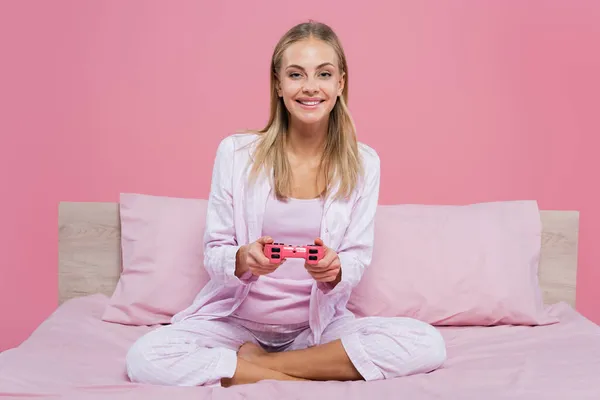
[{"xmin": 1, "ymin": 1, "xmax": 599, "ymax": 351}]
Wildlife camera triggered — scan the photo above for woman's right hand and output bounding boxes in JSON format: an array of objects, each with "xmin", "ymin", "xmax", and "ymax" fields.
[{"xmin": 235, "ymin": 236, "xmax": 284, "ymax": 278}]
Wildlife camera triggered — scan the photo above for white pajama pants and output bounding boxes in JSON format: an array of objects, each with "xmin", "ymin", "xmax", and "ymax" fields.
[{"xmin": 126, "ymin": 314, "xmax": 446, "ymax": 387}]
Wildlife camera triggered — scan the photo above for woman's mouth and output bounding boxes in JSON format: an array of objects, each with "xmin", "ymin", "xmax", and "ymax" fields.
[{"xmin": 296, "ymin": 99, "xmax": 324, "ymax": 109}]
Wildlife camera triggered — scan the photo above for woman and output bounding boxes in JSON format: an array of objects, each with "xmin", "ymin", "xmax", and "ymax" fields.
[{"xmin": 126, "ymin": 20, "xmax": 446, "ymax": 388}]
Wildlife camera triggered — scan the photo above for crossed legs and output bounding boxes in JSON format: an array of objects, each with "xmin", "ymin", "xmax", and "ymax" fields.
[
  {"xmin": 236, "ymin": 339, "xmax": 362, "ymax": 382},
  {"xmin": 126, "ymin": 316, "xmax": 446, "ymax": 387},
  {"xmin": 235, "ymin": 315, "xmax": 446, "ymax": 383}
]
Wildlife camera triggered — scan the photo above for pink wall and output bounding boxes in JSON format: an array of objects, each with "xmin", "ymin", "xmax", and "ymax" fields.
[{"xmin": 1, "ymin": 1, "xmax": 599, "ymax": 351}]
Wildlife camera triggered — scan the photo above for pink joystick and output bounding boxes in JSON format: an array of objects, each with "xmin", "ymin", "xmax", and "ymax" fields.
[{"xmin": 264, "ymin": 243, "xmax": 325, "ymax": 265}]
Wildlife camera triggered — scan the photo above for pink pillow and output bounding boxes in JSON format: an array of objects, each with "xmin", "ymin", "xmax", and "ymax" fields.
[
  {"xmin": 347, "ymin": 200, "xmax": 558, "ymax": 326},
  {"xmin": 101, "ymin": 193, "xmax": 210, "ymax": 325}
]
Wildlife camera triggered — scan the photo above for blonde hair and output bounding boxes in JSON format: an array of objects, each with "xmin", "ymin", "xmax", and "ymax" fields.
[{"xmin": 248, "ymin": 20, "xmax": 363, "ymax": 201}]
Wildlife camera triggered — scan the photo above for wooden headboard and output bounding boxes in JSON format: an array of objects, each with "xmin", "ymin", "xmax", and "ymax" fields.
[{"xmin": 57, "ymin": 202, "xmax": 579, "ymax": 307}]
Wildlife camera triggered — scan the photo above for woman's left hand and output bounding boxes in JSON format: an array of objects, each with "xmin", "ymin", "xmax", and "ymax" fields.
[{"xmin": 304, "ymin": 238, "xmax": 342, "ymax": 284}]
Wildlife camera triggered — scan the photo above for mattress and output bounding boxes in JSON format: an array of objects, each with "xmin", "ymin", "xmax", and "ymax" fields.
[{"xmin": 1, "ymin": 294, "xmax": 599, "ymax": 399}]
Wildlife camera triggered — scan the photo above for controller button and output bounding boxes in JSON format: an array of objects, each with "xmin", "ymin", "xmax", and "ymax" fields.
[
  {"xmin": 309, "ymin": 249, "xmax": 318, "ymax": 254},
  {"xmin": 272, "ymin": 248, "xmax": 280, "ymax": 253},
  {"xmin": 309, "ymin": 255, "xmax": 317, "ymax": 261},
  {"xmin": 272, "ymin": 254, "xmax": 280, "ymax": 259}
]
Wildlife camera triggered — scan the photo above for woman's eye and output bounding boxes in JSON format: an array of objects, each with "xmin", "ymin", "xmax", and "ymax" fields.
[
  {"xmin": 320, "ymin": 72, "xmax": 332, "ymax": 78},
  {"xmin": 289, "ymin": 72, "xmax": 302, "ymax": 79}
]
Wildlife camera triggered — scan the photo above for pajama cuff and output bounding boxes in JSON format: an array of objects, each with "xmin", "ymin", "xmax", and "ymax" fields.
[
  {"xmin": 211, "ymin": 348, "xmax": 238, "ymax": 387},
  {"xmin": 341, "ymin": 332, "xmax": 384, "ymax": 381}
]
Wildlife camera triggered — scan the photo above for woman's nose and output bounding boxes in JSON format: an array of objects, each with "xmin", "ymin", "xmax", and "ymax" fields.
[{"xmin": 302, "ymin": 78, "xmax": 319, "ymax": 93}]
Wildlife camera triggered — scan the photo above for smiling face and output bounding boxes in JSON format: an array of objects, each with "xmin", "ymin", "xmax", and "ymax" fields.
[{"xmin": 276, "ymin": 38, "xmax": 345, "ymax": 128}]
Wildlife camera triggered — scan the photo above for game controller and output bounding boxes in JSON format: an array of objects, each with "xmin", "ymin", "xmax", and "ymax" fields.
[{"xmin": 264, "ymin": 243, "xmax": 325, "ymax": 265}]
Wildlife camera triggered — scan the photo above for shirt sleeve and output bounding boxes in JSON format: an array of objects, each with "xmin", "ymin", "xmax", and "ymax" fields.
[
  {"xmin": 202, "ymin": 136, "xmax": 258, "ymax": 286},
  {"xmin": 317, "ymin": 149, "xmax": 381, "ymax": 295}
]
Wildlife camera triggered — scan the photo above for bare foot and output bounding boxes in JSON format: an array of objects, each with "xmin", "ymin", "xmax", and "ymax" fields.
[
  {"xmin": 221, "ymin": 357, "xmax": 307, "ymax": 387},
  {"xmin": 237, "ymin": 342, "xmax": 268, "ymax": 365}
]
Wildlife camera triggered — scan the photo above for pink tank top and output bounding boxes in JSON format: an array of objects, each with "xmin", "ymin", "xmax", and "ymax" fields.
[{"xmin": 233, "ymin": 193, "xmax": 323, "ymax": 325}]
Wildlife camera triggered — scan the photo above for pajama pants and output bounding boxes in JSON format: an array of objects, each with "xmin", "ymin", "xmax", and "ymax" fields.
[{"xmin": 126, "ymin": 314, "xmax": 447, "ymax": 387}]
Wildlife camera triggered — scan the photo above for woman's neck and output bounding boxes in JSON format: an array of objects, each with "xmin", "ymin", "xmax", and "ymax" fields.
[{"xmin": 286, "ymin": 121, "xmax": 327, "ymax": 159}]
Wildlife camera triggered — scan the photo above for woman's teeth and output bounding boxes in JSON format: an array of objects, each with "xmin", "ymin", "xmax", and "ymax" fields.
[{"xmin": 298, "ymin": 100, "xmax": 321, "ymax": 106}]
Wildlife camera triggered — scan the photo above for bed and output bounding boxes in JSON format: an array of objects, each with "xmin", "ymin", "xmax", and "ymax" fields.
[{"xmin": 1, "ymin": 202, "xmax": 599, "ymax": 399}]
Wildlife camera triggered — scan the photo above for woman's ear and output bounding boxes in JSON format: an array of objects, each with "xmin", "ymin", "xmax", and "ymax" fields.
[
  {"xmin": 338, "ymin": 72, "xmax": 345, "ymax": 96},
  {"xmin": 274, "ymin": 74, "xmax": 283, "ymax": 97}
]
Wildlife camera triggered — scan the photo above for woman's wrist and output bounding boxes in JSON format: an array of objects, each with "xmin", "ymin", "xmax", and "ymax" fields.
[
  {"xmin": 235, "ymin": 245, "xmax": 250, "ymax": 278},
  {"xmin": 326, "ymin": 269, "xmax": 342, "ymax": 288},
  {"xmin": 332, "ymin": 268, "xmax": 342, "ymax": 286}
]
